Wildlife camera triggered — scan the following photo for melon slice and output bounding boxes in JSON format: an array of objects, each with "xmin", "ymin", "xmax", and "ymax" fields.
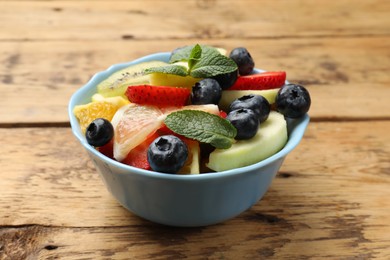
[{"xmin": 207, "ymin": 111, "xmax": 287, "ymax": 172}]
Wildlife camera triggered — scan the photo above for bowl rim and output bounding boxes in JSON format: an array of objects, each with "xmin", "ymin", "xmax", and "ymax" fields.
[{"xmin": 68, "ymin": 52, "xmax": 310, "ymax": 181}]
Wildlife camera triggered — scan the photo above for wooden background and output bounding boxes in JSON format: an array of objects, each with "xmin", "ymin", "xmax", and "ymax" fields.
[{"xmin": 1, "ymin": 0, "xmax": 389, "ymax": 259}]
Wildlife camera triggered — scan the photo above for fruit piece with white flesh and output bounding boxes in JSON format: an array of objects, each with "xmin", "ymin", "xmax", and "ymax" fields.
[
  {"xmin": 216, "ymin": 48, "xmax": 227, "ymax": 56},
  {"xmin": 97, "ymin": 61, "xmax": 168, "ymax": 98},
  {"xmin": 111, "ymin": 104, "xmax": 166, "ymax": 161},
  {"xmin": 219, "ymin": 88, "xmax": 279, "ymax": 111},
  {"xmin": 207, "ymin": 111, "xmax": 287, "ymax": 172},
  {"xmin": 162, "ymin": 104, "xmax": 220, "ymax": 116}
]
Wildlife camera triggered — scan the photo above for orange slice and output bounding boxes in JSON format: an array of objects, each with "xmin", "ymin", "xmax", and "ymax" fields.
[{"xmin": 73, "ymin": 95, "xmax": 129, "ymax": 133}]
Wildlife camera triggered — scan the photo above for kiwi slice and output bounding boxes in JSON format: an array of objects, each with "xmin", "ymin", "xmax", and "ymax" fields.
[{"xmin": 97, "ymin": 61, "xmax": 168, "ymax": 98}]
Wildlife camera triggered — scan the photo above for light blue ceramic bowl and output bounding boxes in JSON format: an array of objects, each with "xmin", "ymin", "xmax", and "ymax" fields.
[{"xmin": 69, "ymin": 53, "xmax": 310, "ymax": 227}]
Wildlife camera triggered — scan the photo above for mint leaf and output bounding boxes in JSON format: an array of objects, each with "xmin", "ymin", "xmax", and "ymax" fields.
[
  {"xmin": 190, "ymin": 53, "xmax": 237, "ymax": 78},
  {"xmin": 164, "ymin": 110, "xmax": 237, "ymax": 149},
  {"xmin": 188, "ymin": 44, "xmax": 202, "ymax": 71},
  {"xmin": 169, "ymin": 45, "xmax": 221, "ymax": 63},
  {"xmin": 144, "ymin": 64, "xmax": 188, "ymax": 77}
]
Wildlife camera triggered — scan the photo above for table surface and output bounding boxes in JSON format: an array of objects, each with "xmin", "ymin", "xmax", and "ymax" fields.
[{"xmin": 1, "ymin": 1, "xmax": 389, "ymax": 259}]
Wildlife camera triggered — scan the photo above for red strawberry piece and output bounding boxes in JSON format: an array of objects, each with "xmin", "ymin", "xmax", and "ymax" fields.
[
  {"xmin": 122, "ymin": 132, "xmax": 160, "ymax": 170},
  {"xmin": 157, "ymin": 124, "xmax": 192, "ymax": 142},
  {"xmin": 126, "ymin": 85, "xmax": 191, "ymax": 107},
  {"xmin": 156, "ymin": 124, "xmax": 175, "ymax": 136},
  {"xmin": 97, "ymin": 139, "xmax": 114, "ymax": 159},
  {"xmin": 229, "ymin": 71, "xmax": 286, "ymax": 90},
  {"xmin": 219, "ymin": 110, "xmax": 227, "ymax": 118}
]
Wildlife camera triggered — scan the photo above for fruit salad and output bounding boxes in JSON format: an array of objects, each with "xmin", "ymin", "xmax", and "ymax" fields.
[{"xmin": 73, "ymin": 44, "xmax": 311, "ymax": 174}]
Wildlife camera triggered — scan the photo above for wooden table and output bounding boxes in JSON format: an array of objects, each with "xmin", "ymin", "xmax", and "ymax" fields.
[{"xmin": 1, "ymin": 1, "xmax": 389, "ymax": 259}]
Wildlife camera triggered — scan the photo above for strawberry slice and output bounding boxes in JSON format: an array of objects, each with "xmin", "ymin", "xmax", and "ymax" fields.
[
  {"xmin": 219, "ymin": 110, "xmax": 227, "ymax": 118},
  {"xmin": 97, "ymin": 139, "xmax": 114, "ymax": 159},
  {"xmin": 121, "ymin": 132, "xmax": 160, "ymax": 170},
  {"xmin": 125, "ymin": 85, "xmax": 191, "ymax": 107},
  {"xmin": 229, "ymin": 71, "xmax": 286, "ymax": 90}
]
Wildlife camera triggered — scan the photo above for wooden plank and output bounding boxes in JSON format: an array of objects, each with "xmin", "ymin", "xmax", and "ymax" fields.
[
  {"xmin": 1, "ymin": 37, "xmax": 389, "ymax": 124},
  {"xmin": 0, "ymin": 0, "xmax": 389, "ymax": 41},
  {"xmin": 1, "ymin": 121, "xmax": 389, "ymax": 258}
]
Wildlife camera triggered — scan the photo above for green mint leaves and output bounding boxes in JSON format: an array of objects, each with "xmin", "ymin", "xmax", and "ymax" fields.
[
  {"xmin": 188, "ymin": 44, "xmax": 202, "ymax": 72},
  {"xmin": 145, "ymin": 44, "xmax": 237, "ymax": 79},
  {"xmin": 164, "ymin": 110, "xmax": 237, "ymax": 149},
  {"xmin": 145, "ymin": 64, "xmax": 188, "ymax": 77},
  {"xmin": 190, "ymin": 54, "xmax": 237, "ymax": 78},
  {"xmin": 169, "ymin": 44, "xmax": 221, "ymax": 63}
]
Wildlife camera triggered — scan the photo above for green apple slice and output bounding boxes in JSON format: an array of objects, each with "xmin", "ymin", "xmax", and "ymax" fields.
[
  {"xmin": 207, "ymin": 111, "xmax": 287, "ymax": 172},
  {"xmin": 97, "ymin": 60, "xmax": 168, "ymax": 98},
  {"xmin": 219, "ymin": 88, "xmax": 280, "ymax": 111}
]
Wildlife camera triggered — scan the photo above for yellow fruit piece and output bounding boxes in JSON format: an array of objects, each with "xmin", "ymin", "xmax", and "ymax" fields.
[
  {"xmin": 178, "ymin": 140, "xmax": 200, "ymax": 174},
  {"xmin": 91, "ymin": 93, "xmax": 130, "ymax": 107},
  {"xmin": 149, "ymin": 72, "xmax": 201, "ymax": 89},
  {"xmin": 73, "ymin": 95, "xmax": 130, "ymax": 133}
]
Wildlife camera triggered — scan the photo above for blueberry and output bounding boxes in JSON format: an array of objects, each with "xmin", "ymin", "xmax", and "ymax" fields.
[
  {"xmin": 147, "ymin": 135, "xmax": 188, "ymax": 173},
  {"xmin": 211, "ymin": 69, "xmax": 238, "ymax": 90},
  {"xmin": 226, "ymin": 109, "xmax": 259, "ymax": 140},
  {"xmin": 85, "ymin": 118, "xmax": 114, "ymax": 147},
  {"xmin": 191, "ymin": 78, "xmax": 222, "ymax": 105},
  {"xmin": 229, "ymin": 47, "xmax": 255, "ymax": 76},
  {"xmin": 276, "ymin": 84, "xmax": 311, "ymax": 118},
  {"xmin": 230, "ymin": 94, "xmax": 270, "ymax": 123}
]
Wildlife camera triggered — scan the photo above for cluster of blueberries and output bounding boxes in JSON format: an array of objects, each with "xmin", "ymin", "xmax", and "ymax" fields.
[{"xmin": 190, "ymin": 47, "xmax": 311, "ymax": 140}]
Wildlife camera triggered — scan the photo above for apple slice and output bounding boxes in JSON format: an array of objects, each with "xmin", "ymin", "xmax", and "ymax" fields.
[
  {"xmin": 206, "ymin": 111, "xmax": 287, "ymax": 172},
  {"xmin": 219, "ymin": 88, "xmax": 280, "ymax": 111}
]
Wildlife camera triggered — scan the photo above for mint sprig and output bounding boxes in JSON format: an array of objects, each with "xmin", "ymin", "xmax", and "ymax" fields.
[
  {"xmin": 190, "ymin": 53, "xmax": 237, "ymax": 78},
  {"xmin": 164, "ymin": 110, "xmax": 237, "ymax": 149},
  {"xmin": 144, "ymin": 44, "xmax": 238, "ymax": 79},
  {"xmin": 188, "ymin": 44, "xmax": 202, "ymax": 72},
  {"xmin": 169, "ymin": 44, "xmax": 221, "ymax": 64}
]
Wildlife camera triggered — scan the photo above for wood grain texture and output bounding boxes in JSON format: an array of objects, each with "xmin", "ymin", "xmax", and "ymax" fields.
[
  {"xmin": 1, "ymin": 121, "xmax": 389, "ymax": 259},
  {"xmin": 0, "ymin": 0, "xmax": 388, "ymax": 41},
  {"xmin": 1, "ymin": 37, "xmax": 389, "ymax": 124}
]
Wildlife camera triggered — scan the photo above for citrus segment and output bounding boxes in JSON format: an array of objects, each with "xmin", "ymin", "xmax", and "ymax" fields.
[
  {"xmin": 74, "ymin": 102, "xmax": 123, "ymax": 134},
  {"xmin": 111, "ymin": 104, "xmax": 166, "ymax": 161}
]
